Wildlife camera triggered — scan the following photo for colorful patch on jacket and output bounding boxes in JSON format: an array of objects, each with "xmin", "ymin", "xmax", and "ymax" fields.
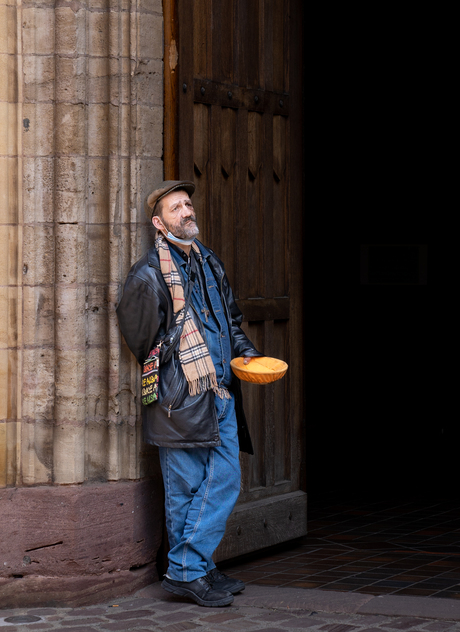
[{"xmin": 141, "ymin": 347, "xmax": 160, "ymax": 405}]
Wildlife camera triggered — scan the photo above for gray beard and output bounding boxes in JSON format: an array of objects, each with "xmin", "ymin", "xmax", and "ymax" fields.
[{"xmin": 167, "ymin": 218, "xmax": 200, "ymax": 240}]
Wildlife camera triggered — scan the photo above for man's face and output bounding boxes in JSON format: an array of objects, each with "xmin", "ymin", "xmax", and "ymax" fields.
[{"xmin": 152, "ymin": 190, "xmax": 199, "ymax": 240}]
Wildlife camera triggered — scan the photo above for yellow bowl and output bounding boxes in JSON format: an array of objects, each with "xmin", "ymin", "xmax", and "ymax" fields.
[{"xmin": 230, "ymin": 356, "xmax": 288, "ymax": 384}]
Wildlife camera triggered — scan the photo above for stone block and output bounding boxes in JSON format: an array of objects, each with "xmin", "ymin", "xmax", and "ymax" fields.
[
  {"xmin": 0, "ymin": 102, "xmax": 18, "ymax": 156},
  {"xmin": 108, "ymin": 57, "xmax": 131, "ymax": 105},
  {"xmin": 87, "ymin": 224, "xmax": 110, "ymax": 284},
  {"xmin": 88, "ymin": 103, "xmax": 109, "ymax": 156},
  {"xmin": 0, "ymin": 224, "xmax": 19, "ymax": 286},
  {"xmin": 86, "ymin": 285, "xmax": 109, "ymax": 343},
  {"xmin": 23, "ymin": 54, "xmax": 55, "ymax": 102},
  {"xmin": 0, "ymin": 52, "xmax": 18, "ymax": 102},
  {"xmin": 109, "ymin": 103, "xmax": 131, "ymax": 156},
  {"xmin": 0, "ymin": 349, "xmax": 8, "ymax": 419},
  {"xmin": 55, "ymin": 155, "xmax": 86, "ymax": 194},
  {"xmin": 109, "ymin": 11, "xmax": 130, "ymax": 58},
  {"xmin": 85, "ymin": 348, "xmax": 109, "ymax": 417},
  {"xmin": 137, "ymin": 12, "xmax": 163, "ymax": 60},
  {"xmin": 107, "ymin": 156, "xmax": 129, "ymax": 225},
  {"xmin": 0, "ymin": 482, "xmax": 162, "ymax": 607},
  {"xmin": 0, "ymin": 156, "xmax": 19, "ymax": 224},
  {"xmin": 55, "ymin": 224, "xmax": 86, "ymax": 283},
  {"xmin": 22, "ymin": 285, "xmax": 55, "ymax": 347},
  {"xmin": 54, "ymin": 286, "xmax": 86, "ymax": 346},
  {"xmin": 88, "ymin": 157, "xmax": 110, "ymax": 224},
  {"xmin": 55, "ymin": 103, "xmax": 86, "ymax": 155},
  {"xmin": 0, "ymin": 287, "xmax": 8, "ymax": 349},
  {"xmin": 135, "ymin": 105, "xmax": 162, "ymax": 158},
  {"xmin": 55, "ymin": 6, "xmax": 86, "ymax": 56},
  {"xmin": 22, "ymin": 103, "xmax": 54, "ymax": 156},
  {"xmin": 0, "ymin": 5, "xmax": 18, "ymax": 55},
  {"xmin": 23, "ymin": 223, "xmax": 55, "ymax": 285},
  {"xmin": 142, "ymin": 0, "xmax": 163, "ymax": 13},
  {"xmin": 23, "ymin": 157, "xmax": 54, "ymax": 223},
  {"xmin": 87, "ymin": 57, "xmax": 110, "ymax": 103},
  {"xmin": 22, "ymin": 8, "xmax": 55, "ymax": 55},
  {"xmin": 0, "ymin": 420, "xmax": 18, "ymax": 487},
  {"xmin": 53, "ymin": 423, "xmax": 85, "ymax": 483},
  {"xmin": 55, "ymin": 56, "xmax": 86, "ymax": 103},
  {"xmin": 27, "ymin": 419, "xmax": 54, "ymax": 480},
  {"xmin": 139, "ymin": 156, "xmax": 163, "ymax": 206},
  {"xmin": 88, "ymin": 11, "xmax": 109, "ymax": 57},
  {"xmin": 21, "ymin": 348, "xmax": 55, "ymax": 423},
  {"xmin": 134, "ymin": 58, "xmax": 163, "ymax": 106}
]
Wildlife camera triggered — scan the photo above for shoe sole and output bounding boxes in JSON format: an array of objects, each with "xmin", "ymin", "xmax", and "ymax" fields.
[
  {"xmin": 229, "ymin": 585, "xmax": 245, "ymax": 595},
  {"xmin": 161, "ymin": 580, "xmax": 234, "ymax": 607}
]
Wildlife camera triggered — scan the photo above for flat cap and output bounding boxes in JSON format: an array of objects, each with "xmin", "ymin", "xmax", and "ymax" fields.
[{"xmin": 144, "ymin": 180, "xmax": 195, "ymax": 221}]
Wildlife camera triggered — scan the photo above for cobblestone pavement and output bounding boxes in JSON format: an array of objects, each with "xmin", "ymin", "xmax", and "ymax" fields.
[{"xmin": 3, "ymin": 583, "xmax": 460, "ymax": 632}]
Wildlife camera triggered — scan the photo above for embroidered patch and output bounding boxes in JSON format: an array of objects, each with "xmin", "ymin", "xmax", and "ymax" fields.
[{"xmin": 141, "ymin": 347, "xmax": 160, "ymax": 405}]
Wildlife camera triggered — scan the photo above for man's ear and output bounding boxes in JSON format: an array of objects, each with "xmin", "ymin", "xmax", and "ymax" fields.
[{"xmin": 152, "ymin": 215, "xmax": 163, "ymax": 231}]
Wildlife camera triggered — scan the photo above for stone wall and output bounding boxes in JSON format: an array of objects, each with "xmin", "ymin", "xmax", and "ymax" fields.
[{"xmin": 0, "ymin": 0, "xmax": 165, "ymax": 606}]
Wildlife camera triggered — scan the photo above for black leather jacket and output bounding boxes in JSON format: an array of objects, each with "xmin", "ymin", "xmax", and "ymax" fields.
[{"xmin": 116, "ymin": 240, "xmax": 262, "ymax": 454}]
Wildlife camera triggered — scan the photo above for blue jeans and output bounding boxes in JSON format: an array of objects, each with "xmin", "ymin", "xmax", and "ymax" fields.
[{"xmin": 158, "ymin": 392, "xmax": 241, "ymax": 582}]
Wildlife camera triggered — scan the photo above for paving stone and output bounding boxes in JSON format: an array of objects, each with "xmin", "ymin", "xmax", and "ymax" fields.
[
  {"xmin": 27, "ymin": 608, "xmax": 59, "ymax": 615},
  {"xmin": 153, "ymin": 601, "xmax": 191, "ymax": 612},
  {"xmin": 54, "ymin": 627, "xmax": 100, "ymax": 632},
  {"xmin": 119, "ymin": 599, "xmax": 159, "ymax": 610},
  {"xmin": 59, "ymin": 618, "xmax": 105, "ymax": 625},
  {"xmin": 163, "ymin": 623, "xmax": 200, "ymax": 632},
  {"xmin": 250, "ymin": 628, "xmax": 298, "ymax": 632},
  {"xmin": 70, "ymin": 608, "xmax": 109, "ymax": 616},
  {"xmin": 105, "ymin": 610, "xmax": 156, "ymax": 620},
  {"xmin": 198, "ymin": 612, "xmax": 243, "ymax": 624},
  {"xmin": 287, "ymin": 619, "xmax": 326, "ymax": 629},
  {"xmin": 100, "ymin": 620, "xmax": 156, "ymax": 630},
  {"xmin": 256, "ymin": 611, "xmax": 296, "ymax": 622},
  {"xmin": 385, "ymin": 619, "xmax": 428, "ymax": 630},
  {"xmin": 212, "ymin": 621, "xmax": 258, "ymax": 631},
  {"xmin": 157, "ymin": 610, "xmax": 196, "ymax": 623},
  {"xmin": 319, "ymin": 625, "xmax": 359, "ymax": 632}
]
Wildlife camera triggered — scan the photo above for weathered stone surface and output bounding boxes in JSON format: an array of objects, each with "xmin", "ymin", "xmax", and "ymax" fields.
[
  {"xmin": 0, "ymin": 480, "xmax": 163, "ymax": 586},
  {"xmin": 1, "ymin": 0, "xmax": 164, "ymax": 604},
  {"xmin": 0, "ymin": 563, "xmax": 158, "ymax": 609}
]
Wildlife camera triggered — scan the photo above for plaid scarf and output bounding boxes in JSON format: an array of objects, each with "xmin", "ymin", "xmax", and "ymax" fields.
[{"xmin": 155, "ymin": 232, "xmax": 230, "ymax": 399}]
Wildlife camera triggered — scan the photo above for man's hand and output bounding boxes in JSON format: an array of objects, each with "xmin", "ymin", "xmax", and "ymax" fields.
[{"xmin": 243, "ymin": 357, "xmax": 253, "ymax": 365}]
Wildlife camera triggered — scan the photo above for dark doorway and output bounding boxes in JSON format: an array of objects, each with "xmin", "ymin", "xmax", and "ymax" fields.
[{"xmin": 361, "ymin": 245, "xmax": 428, "ymax": 285}]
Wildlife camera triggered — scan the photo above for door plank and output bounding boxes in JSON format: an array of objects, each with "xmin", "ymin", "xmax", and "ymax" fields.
[
  {"xmin": 214, "ymin": 490, "xmax": 307, "ymax": 561},
  {"xmin": 167, "ymin": 0, "xmax": 306, "ymax": 562},
  {"xmin": 212, "ymin": 0, "xmax": 234, "ymax": 84}
]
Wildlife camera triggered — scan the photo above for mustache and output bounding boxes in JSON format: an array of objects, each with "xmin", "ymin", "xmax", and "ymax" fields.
[{"xmin": 181, "ymin": 216, "xmax": 197, "ymax": 225}]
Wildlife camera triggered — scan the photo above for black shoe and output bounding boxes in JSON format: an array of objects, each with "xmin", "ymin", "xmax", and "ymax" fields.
[
  {"xmin": 206, "ymin": 568, "xmax": 245, "ymax": 595},
  {"xmin": 161, "ymin": 575, "xmax": 234, "ymax": 607}
]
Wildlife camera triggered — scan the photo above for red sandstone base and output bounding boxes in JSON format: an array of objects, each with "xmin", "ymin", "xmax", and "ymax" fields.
[{"xmin": 0, "ymin": 479, "xmax": 164, "ymax": 608}]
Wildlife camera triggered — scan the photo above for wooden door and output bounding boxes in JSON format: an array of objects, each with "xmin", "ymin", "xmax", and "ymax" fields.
[{"xmin": 164, "ymin": 0, "xmax": 306, "ymax": 560}]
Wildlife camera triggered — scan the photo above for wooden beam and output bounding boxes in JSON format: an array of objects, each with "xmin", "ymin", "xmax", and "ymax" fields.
[{"xmin": 163, "ymin": 0, "xmax": 179, "ymax": 179}]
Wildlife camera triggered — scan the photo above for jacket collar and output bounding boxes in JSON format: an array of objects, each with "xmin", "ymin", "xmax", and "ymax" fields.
[{"xmin": 147, "ymin": 238, "xmax": 212, "ymax": 269}]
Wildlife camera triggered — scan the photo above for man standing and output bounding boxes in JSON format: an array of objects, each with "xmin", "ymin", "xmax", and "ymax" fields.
[{"xmin": 117, "ymin": 181, "xmax": 262, "ymax": 607}]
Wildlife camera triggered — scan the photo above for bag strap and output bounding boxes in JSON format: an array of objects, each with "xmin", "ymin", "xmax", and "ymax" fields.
[{"xmin": 160, "ymin": 253, "xmax": 197, "ymax": 364}]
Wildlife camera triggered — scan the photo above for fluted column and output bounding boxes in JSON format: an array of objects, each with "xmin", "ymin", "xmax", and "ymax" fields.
[
  {"xmin": 1, "ymin": 0, "xmax": 165, "ymax": 607},
  {"xmin": 0, "ymin": 0, "xmax": 21, "ymax": 488}
]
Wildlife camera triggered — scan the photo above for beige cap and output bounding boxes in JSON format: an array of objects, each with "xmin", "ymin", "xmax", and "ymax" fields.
[{"xmin": 144, "ymin": 180, "xmax": 195, "ymax": 221}]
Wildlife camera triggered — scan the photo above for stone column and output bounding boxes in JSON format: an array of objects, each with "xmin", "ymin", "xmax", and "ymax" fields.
[{"xmin": 0, "ymin": 0, "xmax": 165, "ymax": 608}]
